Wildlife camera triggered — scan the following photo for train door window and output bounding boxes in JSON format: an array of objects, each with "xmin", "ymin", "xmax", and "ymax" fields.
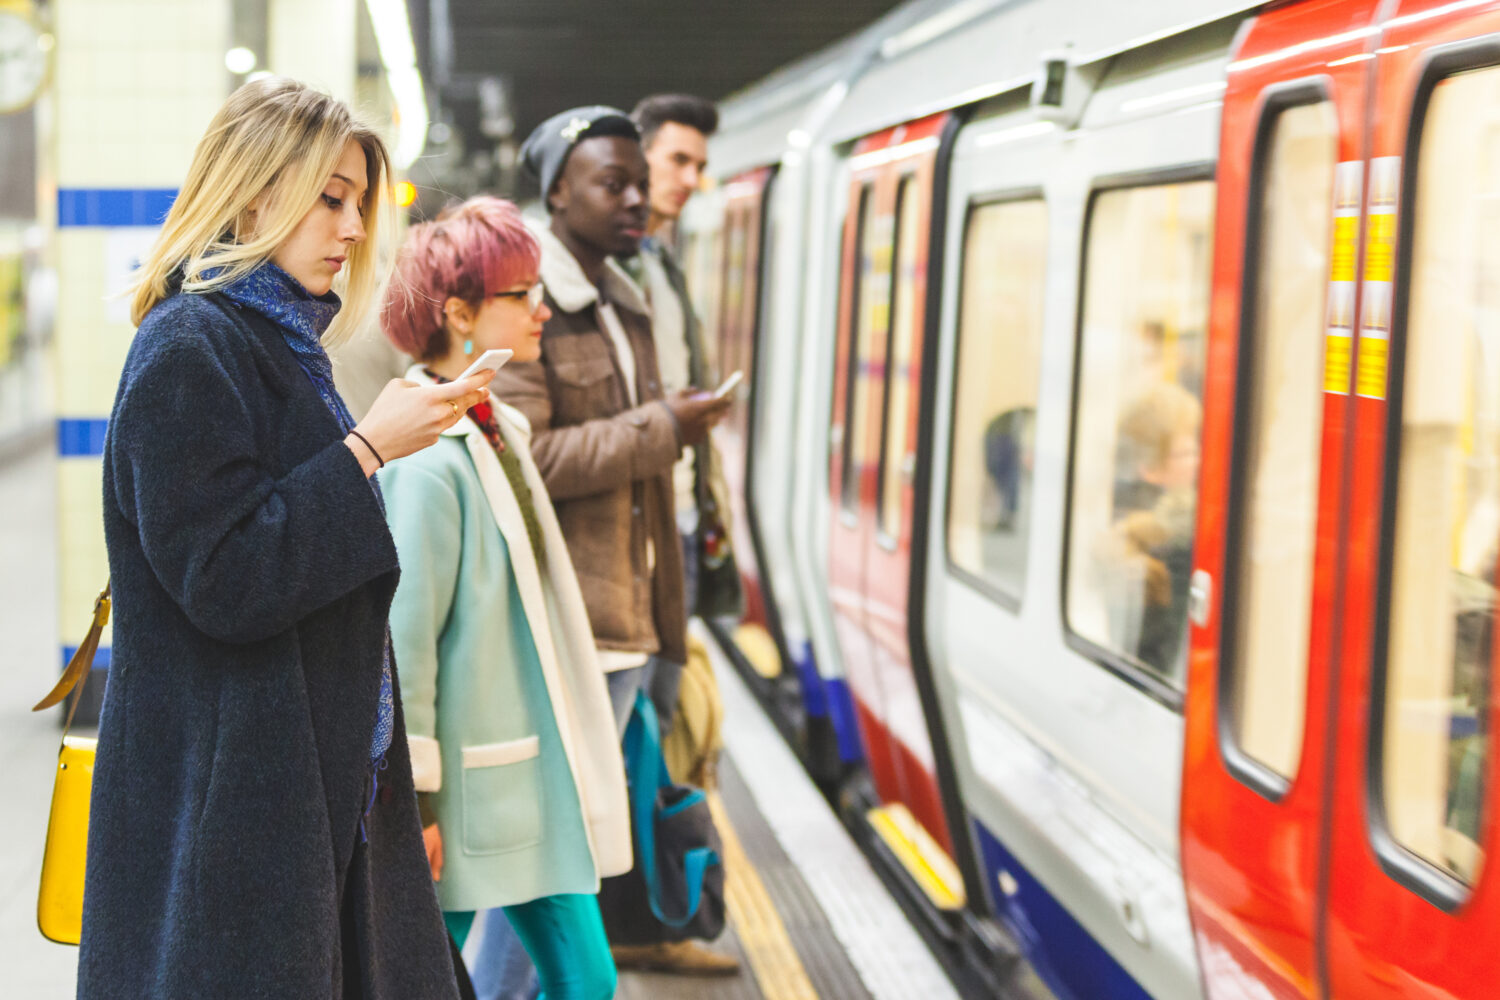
[
  {"xmin": 1377, "ymin": 65, "xmax": 1500, "ymax": 887},
  {"xmin": 841, "ymin": 184, "xmax": 884, "ymax": 513},
  {"xmin": 1065, "ymin": 178, "xmax": 1215, "ymax": 690},
  {"xmin": 946, "ymin": 197, "xmax": 1048, "ymax": 604},
  {"xmin": 876, "ymin": 176, "xmax": 921, "ymax": 542},
  {"xmin": 1224, "ymin": 96, "xmax": 1338, "ymax": 783}
]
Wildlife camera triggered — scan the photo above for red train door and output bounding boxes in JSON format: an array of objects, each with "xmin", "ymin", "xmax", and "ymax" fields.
[
  {"xmin": 1324, "ymin": 2, "xmax": 1500, "ymax": 996},
  {"xmin": 1181, "ymin": 2, "xmax": 1379, "ymax": 996},
  {"xmin": 715, "ymin": 169, "xmax": 772, "ymax": 627},
  {"xmin": 828, "ymin": 113, "xmax": 956, "ymax": 864}
]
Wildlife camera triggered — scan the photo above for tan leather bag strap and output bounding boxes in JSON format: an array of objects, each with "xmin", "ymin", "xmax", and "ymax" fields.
[{"xmin": 33, "ymin": 581, "xmax": 112, "ymax": 741}]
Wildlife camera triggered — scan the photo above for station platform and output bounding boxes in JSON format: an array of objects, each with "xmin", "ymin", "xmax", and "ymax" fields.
[{"xmin": 0, "ymin": 441, "xmax": 966, "ymax": 1000}]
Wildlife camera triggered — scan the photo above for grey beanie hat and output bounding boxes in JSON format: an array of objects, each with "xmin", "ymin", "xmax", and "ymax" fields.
[{"xmin": 520, "ymin": 106, "xmax": 640, "ymax": 204}]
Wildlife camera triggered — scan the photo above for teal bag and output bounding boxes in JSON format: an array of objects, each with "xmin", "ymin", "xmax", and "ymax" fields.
[{"xmin": 598, "ymin": 691, "xmax": 726, "ymax": 942}]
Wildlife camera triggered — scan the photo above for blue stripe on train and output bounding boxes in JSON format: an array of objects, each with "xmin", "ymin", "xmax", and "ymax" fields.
[
  {"xmin": 791, "ymin": 640, "xmax": 865, "ymax": 764},
  {"xmin": 793, "ymin": 640, "xmax": 827, "ymax": 716},
  {"xmin": 825, "ymin": 676, "xmax": 862, "ymax": 763},
  {"xmin": 973, "ymin": 820, "xmax": 1153, "ymax": 1000}
]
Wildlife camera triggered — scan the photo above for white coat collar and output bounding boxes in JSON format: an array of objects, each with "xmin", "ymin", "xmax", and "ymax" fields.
[{"xmin": 527, "ymin": 217, "xmax": 650, "ymax": 318}]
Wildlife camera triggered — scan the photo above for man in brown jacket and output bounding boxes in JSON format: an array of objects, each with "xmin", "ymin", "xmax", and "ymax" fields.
[
  {"xmin": 486, "ymin": 107, "xmax": 736, "ymax": 981},
  {"xmin": 497, "ymin": 105, "xmax": 730, "ymax": 739}
]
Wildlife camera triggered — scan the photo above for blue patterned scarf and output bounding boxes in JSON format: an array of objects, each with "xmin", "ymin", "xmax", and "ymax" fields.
[{"xmin": 219, "ymin": 262, "xmax": 395, "ymax": 765}]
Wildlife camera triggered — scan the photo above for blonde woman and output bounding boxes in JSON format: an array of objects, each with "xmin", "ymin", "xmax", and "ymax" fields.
[
  {"xmin": 81, "ymin": 77, "xmax": 494, "ymax": 999},
  {"xmin": 380, "ymin": 197, "xmax": 630, "ymax": 1000}
]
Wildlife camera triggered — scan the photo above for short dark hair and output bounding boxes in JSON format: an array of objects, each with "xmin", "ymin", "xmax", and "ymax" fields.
[{"xmin": 632, "ymin": 94, "xmax": 719, "ymax": 148}]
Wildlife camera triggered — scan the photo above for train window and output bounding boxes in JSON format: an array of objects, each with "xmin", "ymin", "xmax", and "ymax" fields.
[
  {"xmin": 1065, "ymin": 178, "xmax": 1214, "ymax": 690},
  {"xmin": 1378, "ymin": 66, "xmax": 1500, "ymax": 887},
  {"xmin": 946, "ymin": 197, "xmax": 1047, "ymax": 603},
  {"xmin": 841, "ymin": 184, "xmax": 885, "ymax": 513},
  {"xmin": 877, "ymin": 176, "xmax": 922, "ymax": 542},
  {"xmin": 1224, "ymin": 97, "xmax": 1338, "ymax": 784}
]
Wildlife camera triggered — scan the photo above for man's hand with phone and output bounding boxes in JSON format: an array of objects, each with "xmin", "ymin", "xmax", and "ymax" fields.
[
  {"xmin": 665, "ymin": 387, "xmax": 732, "ymax": 446},
  {"xmin": 711, "ymin": 370, "xmax": 743, "ymax": 400}
]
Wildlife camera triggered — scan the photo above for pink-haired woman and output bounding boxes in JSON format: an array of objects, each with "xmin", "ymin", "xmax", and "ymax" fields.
[{"xmin": 379, "ymin": 197, "xmax": 631, "ymax": 999}]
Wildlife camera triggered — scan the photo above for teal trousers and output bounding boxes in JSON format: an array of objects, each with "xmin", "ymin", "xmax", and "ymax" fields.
[{"xmin": 445, "ymin": 894, "xmax": 616, "ymax": 1000}]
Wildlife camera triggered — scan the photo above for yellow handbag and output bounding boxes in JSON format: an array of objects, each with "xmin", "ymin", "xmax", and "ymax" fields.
[{"xmin": 32, "ymin": 582, "xmax": 111, "ymax": 946}]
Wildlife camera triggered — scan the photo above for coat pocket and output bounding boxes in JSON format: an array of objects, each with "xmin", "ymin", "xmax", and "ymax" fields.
[
  {"xmin": 550, "ymin": 355, "xmax": 619, "ymax": 421},
  {"xmin": 460, "ymin": 736, "xmax": 543, "ymax": 856}
]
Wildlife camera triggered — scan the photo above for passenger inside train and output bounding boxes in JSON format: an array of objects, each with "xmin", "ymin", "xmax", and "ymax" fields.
[{"xmin": 1101, "ymin": 381, "xmax": 1202, "ymax": 678}]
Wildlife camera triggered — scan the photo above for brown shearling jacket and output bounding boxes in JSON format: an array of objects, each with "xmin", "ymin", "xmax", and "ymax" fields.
[{"xmin": 491, "ymin": 223, "xmax": 687, "ymax": 667}]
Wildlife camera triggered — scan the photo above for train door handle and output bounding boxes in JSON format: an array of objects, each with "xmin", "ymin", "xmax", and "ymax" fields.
[
  {"xmin": 1114, "ymin": 874, "xmax": 1150, "ymax": 947},
  {"xmin": 1189, "ymin": 569, "xmax": 1212, "ymax": 628}
]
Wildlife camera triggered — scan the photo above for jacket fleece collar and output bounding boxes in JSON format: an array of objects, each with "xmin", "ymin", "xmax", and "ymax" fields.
[{"xmin": 527, "ymin": 218, "xmax": 650, "ymax": 317}]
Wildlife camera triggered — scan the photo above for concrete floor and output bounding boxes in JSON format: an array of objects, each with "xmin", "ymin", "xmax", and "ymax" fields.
[{"xmin": 1, "ymin": 441, "xmax": 80, "ymax": 998}]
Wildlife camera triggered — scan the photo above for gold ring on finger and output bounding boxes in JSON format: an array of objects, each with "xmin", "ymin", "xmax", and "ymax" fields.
[{"xmin": 449, "ymin": 401, "xmax": 460, "ymax": 417}]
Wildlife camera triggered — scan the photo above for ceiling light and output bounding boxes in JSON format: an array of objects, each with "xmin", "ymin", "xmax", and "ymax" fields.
[
  {"xmin": 365, "ymin": 0, "xmax": 429, "ymax": 169},
  {"xmin": 225, "ymin": 47, "xmax": 256, "ymax": 75}
]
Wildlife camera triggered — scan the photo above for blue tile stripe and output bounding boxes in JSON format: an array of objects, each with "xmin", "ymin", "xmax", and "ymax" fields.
[
  {"xmin": 58, "ymin": 188, "xmax": 177, "ymax": 228},
  {"xmin": 57, "ymin": 418, "xmax": 108, "ymax": 457},
  {"xmin": 62, "ymin": 644, "xmax": 111, "ymax": 671}
]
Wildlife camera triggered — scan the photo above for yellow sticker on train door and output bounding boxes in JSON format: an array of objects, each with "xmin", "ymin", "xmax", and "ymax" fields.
[
  {"xmin": 1356, "ymin": 156, "xmax": 1400, "ymax": 400},
  {"xmin": 1324, "ymin": 161, "xmax": 1362, "ymax": 395}
]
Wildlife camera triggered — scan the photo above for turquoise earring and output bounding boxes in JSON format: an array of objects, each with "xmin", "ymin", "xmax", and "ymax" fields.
[{"xmin": 463, "ymin": 339, "xmax": 474, "ymax": 356}]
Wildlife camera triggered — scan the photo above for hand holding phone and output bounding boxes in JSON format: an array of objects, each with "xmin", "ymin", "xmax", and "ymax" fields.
[
  {"xmin": 458, "ymin": 348, "xmax": 513, "ymax": 382},
  {"xmin": 712, "ymin": 370, "xmax": 744, "ymax": 400}
]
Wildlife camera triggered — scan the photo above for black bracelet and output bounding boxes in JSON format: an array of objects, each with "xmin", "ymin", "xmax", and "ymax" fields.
[{"xmin": 349, "ymin": 430, "xmax": 385, "ymax": 469}]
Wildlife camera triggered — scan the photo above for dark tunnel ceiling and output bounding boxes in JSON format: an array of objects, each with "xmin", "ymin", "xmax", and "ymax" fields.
[{"xmin": 413, "ymin": 0, "xmax": 905, "ymax": 153}]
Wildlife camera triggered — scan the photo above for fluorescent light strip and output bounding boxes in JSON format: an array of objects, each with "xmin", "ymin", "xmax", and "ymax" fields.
[
  {"xmin": 1119, "ymin": 80, "xmax": 1227, "ymax": 114},
  {"xmin": 364, "ymin": 0, "xmax": 428, "ymax": 169},
  {"xmin": 973, "ymin": 120, "xmax": 1057, "ymax": 149},
  {"xmin": 1227, "ymin": 26, "xmax": 1379, "ymax": 74}
]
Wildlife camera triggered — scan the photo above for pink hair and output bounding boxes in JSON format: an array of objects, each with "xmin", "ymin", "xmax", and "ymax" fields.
[{"xmin": 381, "ymin": 196, "xmax": 541, "ymax": 360}]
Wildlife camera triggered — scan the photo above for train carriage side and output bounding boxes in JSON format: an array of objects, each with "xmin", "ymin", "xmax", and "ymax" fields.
[
  {"xmin": 915, "ymin": 18, "xmax": 1251, "ymax": 998},
  {"xmin": 696, "ymin": 1, "xmax": 1500, "ymax": 996},
  {"xmin": 683, "ymin": 98, "xmax": 873, "ymax": 783}
]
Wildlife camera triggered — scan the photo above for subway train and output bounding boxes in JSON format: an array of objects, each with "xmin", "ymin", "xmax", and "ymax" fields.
[{"xmin": 673, "ymin": 0, "xmax": 1500, "ymax": 997}]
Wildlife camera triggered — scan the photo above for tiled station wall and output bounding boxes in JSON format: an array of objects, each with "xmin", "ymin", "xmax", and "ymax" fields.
[{"xmin": 52, "ymin": 0, "xmax": 231, "ymax": 681}]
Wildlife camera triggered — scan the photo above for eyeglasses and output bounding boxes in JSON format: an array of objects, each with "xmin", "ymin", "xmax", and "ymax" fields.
[{"xmin": 494, "ymin": 282, "xmax": 546, "ymax": 315}]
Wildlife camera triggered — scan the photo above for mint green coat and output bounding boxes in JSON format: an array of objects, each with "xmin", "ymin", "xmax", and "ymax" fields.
[{"xmin": 381, "ymin": 375, "xmax": 632, "ymax": 913}]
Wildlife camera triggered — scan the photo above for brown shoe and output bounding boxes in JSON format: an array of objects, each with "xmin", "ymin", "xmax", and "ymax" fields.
[{"xmin": 611, "ymin": 940, "xmax": 741, "ymax": 976}]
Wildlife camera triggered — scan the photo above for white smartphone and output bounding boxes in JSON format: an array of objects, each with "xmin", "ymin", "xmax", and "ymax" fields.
[
  {"xmin": 712, "ymin": 370, "xmax": 744, "ymax": 400},
  {"xmin": 458, "ymin": 348, "xmax": 513, "ymax": 382}
]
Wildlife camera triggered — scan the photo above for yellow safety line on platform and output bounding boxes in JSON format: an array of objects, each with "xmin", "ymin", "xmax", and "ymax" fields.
[
  {"xmin": 708, "ymin": 790, "xmax": 818, "ymax": 1000},
  {"xmin": 868, "ymin": 803, "xmax": 966, "ymax": 911},
  {"xmin": 734, "ymin": 623, "xmax": 783, "ymax": 679}
]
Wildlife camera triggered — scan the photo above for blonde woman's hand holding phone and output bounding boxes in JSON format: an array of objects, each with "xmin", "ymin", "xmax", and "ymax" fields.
[{"xmin": 345, "ymin": 372, "xmax": 495, "ymax": 475}]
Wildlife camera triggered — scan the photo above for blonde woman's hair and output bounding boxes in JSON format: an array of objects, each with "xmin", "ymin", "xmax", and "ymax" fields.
[{"xmin": 129, "ymin": 77, "xmax": 392, "ymax": 345}]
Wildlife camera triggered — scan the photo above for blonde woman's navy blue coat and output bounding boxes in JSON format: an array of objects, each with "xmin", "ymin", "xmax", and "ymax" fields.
[
  {"xmin": 83, "ymin": 293, "xmax": 458, "ymax": 1000},
  {"xmin": 381, "ymin": 368, "xmax": 632, "ymax": 913}
]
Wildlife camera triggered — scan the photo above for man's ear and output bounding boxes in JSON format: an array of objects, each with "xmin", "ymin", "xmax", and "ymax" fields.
[{"xmin": 547, "ymin": 177, "xmax": 568, "ymax": 214}]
